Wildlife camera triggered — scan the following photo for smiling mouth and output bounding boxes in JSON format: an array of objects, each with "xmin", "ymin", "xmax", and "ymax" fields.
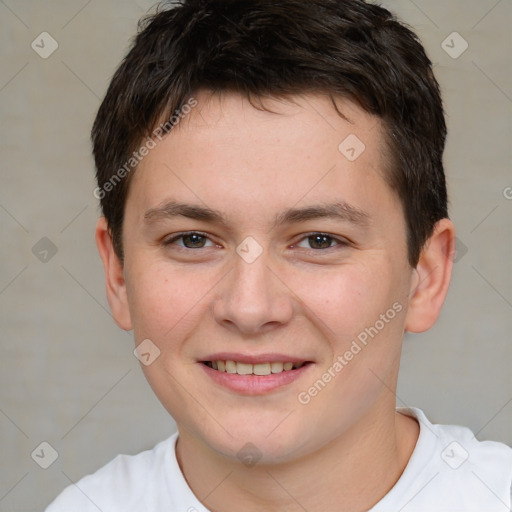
[{"xmin": 202, "ymin": 360, "xmax": 311, "ymax": 376}]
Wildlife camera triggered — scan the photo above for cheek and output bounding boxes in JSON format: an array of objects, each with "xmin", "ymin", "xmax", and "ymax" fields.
[
  {"xmin": 125, "ymin": 262, "xmax": 187, "ymax": 338},
  {"xmin": 292, "ymin": 264, "xmax": 406, "ymax": 433},
  {"xmin": 288, "ymin": 258, "xmax": 408, "ymax": 387},
  {"xmin": 287, "ymin": 260, "xmax": 391, "ymax": 336},
  {"xmin": 125, "ymin": 260, "xmax": 220, "ymax": 358}
]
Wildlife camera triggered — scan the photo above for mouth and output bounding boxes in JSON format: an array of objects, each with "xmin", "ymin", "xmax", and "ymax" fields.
[
  {"xmin": 202, "ymin": 360, "xmax": 310, "ymax": 375},
  {"xmin": 199, "ymin": 357, "xmax": 313, "ymax": 395}
]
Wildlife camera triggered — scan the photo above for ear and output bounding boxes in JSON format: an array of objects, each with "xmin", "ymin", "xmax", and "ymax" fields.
[
  {"xmin": 405, "ymin": 218, "xmax": 455, "ymax": 333},
  {"xmin": 95, "ymin": 217, "xmax": 133, "ymax": 330}
]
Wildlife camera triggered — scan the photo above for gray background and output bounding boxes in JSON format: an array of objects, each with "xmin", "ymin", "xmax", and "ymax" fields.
[{"xmin": 1, "ymin": 1, "xmax": 511, "ymax": 510}]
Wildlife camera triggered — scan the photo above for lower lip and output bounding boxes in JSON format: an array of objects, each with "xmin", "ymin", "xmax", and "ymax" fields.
[{"xmin": 200, "ymin": 363, "xmax": 312, "ymax": 395}]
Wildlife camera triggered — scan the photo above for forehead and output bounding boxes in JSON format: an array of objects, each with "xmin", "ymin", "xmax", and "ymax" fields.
[
  {"xmin": 182, "ymin": 90, "xmax": 382, "ymax": 152},
  {"xmin": 126, "ymin": 91, "xmax": 398, "ymax": 231}
]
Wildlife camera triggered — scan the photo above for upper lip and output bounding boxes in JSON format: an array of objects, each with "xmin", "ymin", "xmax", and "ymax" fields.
[{"xmin": 200, "ymin": 353, "xmax": 313, "ymax": 364}]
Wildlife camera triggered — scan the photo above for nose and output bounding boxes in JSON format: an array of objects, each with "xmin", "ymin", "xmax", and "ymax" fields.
[{"xmin": 212, "ymin": 249, "xmax": 295, "ymax": 335}]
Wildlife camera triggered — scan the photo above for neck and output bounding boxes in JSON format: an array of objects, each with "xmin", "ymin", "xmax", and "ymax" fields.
[{"xmin": 176, "ymin": 400, "xmax": 419, "ymax": 512}]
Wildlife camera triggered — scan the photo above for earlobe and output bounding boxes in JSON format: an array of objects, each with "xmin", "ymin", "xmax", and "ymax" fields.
[
  {"xmin": 95, "ymin": 217, "xmax": 133, "ymax": 331},
  {"xmin": 405, "ymin": 218, "xmax": 455, "ymax": 333}
]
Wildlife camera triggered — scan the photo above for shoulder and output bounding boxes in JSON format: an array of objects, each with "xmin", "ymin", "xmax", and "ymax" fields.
[
  {"xmin": 433, "ymin": 415, "xmax": 512, "ymax": 509},
  {"xmin": 390, "ymin": 408, "xmax": 512, "ymax": 511},
  {"xmin": 45, "ymin": 434, "xmax": 176, "ymax": 512},
  {"xmin": 429, "ymin": 410, "xmax": 512, "ymax": 476}
]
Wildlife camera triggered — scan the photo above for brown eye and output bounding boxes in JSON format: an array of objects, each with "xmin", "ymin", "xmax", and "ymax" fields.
[
  {"xmin": 297, "ymin": 233, "xmax": 345, "ymax": 250},
  {"xmin": 165, "ymin": 232, "xmax": 214, "ymax": 249},
  {"xmin": 294, "ymin": 233, "xmax": 348, "ymax": 251},
  {"xmin": 181, "ymin": 233, "xmax": 207, "ymax": 248},
  {"xmin": 307, "ymin": 234, "xmax": 334, "ymax": 249}
]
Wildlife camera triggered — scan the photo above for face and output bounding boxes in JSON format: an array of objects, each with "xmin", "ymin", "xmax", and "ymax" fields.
[{"xmin": 117, "ymin": 91, "xmax": 417, "ymax": 463}]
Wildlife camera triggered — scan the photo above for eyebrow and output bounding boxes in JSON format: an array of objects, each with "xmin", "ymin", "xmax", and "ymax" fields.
[
  {"xmin": 143, "ymin": 200, "xmax": 370, "ymax": 229},
  {"xmin": 144, "ymin": 201, "xmax": 229, "ymax": 226},
  {"xmin": 272, "ymin": 202, "xmax": 370, "ymax": 229}
]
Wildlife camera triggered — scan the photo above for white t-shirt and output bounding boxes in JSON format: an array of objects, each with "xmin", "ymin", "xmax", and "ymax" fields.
[{"xmin": 45, "ymin": 408, "xmax": 512, "ymax": 512}]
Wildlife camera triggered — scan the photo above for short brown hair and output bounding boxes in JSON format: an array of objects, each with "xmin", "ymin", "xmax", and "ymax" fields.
[{"xmin": 92, "ymin": 0, "xmax": 448, "ymax": 266}]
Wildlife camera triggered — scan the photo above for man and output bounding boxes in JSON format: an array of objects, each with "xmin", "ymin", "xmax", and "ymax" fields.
[{"xmin": 46, "ymin": 0, "xmax": 512, "ymax": 510}]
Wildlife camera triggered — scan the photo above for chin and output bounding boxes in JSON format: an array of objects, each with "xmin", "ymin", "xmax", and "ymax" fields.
[{"xmin": 195, "ymin": 418, "xmax": 318, "ymax": 466}]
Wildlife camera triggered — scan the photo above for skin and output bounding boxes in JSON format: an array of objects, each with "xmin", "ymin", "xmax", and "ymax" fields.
[{"xmin": 96, "ymin": 91, "xmax": 455, "ymax": 511}]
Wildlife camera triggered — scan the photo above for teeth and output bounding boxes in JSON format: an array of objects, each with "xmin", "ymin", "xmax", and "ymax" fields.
[
  {"xmin": 236, "ymin": 362, "xmax": 253, "ymax": 375},
  {"xmin": 209, "ymin": 360, "xmax": 303, "ymax": 375},
  {"xmin": 225, "ymin": 360, "xmax": 237, "ymax": 374},
  {"xmin": 271, "ymin": 362, "xmax": 284, "ymax": 373},
  {"xmin": 253, "ymin": 363, "xmax": 271, "ymax": 376}
]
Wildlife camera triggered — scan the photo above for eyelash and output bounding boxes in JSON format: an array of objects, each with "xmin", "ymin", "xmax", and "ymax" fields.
[{"xmin": 162, "ymin": 231, "xmax": 348, "ymax": 251}]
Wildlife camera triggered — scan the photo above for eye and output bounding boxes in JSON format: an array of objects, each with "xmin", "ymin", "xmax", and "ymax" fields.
[
  {"xmin": 164, "ymin": 232, "xmax": 216, "ymax": 249},
  {"xmin": 295, "ymin": 233, "xmax": 346, "ymax": 250}
]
